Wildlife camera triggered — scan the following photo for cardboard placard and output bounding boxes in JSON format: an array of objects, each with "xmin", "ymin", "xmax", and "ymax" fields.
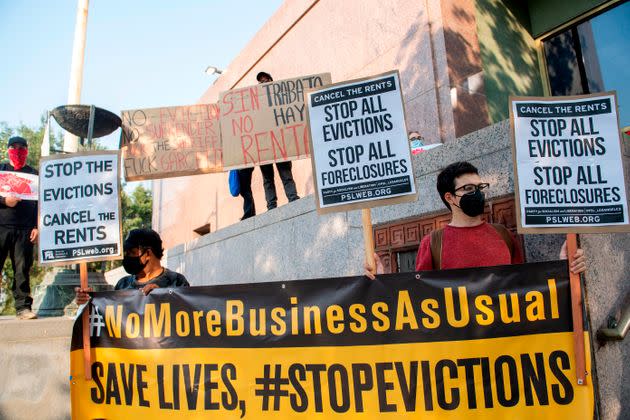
[
  {"xmin": 219, "ymin": 73, "xmax": 332, "ymax": 169},
  {"xmin": 305, "ymin": 70, "xmax": 417, "ymax": 214},
  {"xmin": 120, "ymin": 104, "xmax": 222, "ymax": 181},
  {"xmin": 510, "ymin": 92, "xmax": 630, "ymax": 234},
  {"xmin": 0, "ymin": 171, "xmax": 38, "ymax": 200},
  {"xmin": 38, "ymin": 151, "xmax": 122, "ymax": 265}
]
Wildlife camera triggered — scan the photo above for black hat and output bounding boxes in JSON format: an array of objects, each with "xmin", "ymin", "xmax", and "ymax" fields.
[
  {"xmin": 256, "ymin": 71, "xmax": 273, "ymax": 82},
  {"xmin": 8, "ymin": 136, "xmax": 27, "ymax": 147},
  {"xmin": 124, "ymin": 228, "xmax": 164, "ymax": 258}
]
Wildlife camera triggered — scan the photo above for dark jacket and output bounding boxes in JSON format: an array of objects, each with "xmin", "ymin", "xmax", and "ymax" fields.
[
  {"xmin": 115, "ymin": 268, "xmax": 189, "ymax": 290},
  {"xmin": 0, "ymin": 163, "xmax": 38, "ymax": 229}
]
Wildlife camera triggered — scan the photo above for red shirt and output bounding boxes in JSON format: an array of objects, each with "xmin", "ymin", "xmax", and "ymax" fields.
[{"xmin": 415, "ymin": 222, "xmax": 524, "ymax": 271}]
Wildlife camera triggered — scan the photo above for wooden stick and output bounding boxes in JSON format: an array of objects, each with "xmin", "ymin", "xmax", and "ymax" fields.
[
  {"xmin": 567, "ymin": 233, "xmax": 586, "ymax": 385},
  {"xmin": 80, "ymin": 262, "xmax": 92, "ymax": 380},
  {"xmin": 362, "ymin": 208, "xmax": 375, "ymax": 274}
]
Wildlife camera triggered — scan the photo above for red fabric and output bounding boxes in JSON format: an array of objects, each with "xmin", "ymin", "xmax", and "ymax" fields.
[
  {"xmin": 415, "ymin": 222, "xmax": 524, "ymax": 271},
  {"xmin": 8, "ymin": 149, "xmax": 28, "ymax": 170}
]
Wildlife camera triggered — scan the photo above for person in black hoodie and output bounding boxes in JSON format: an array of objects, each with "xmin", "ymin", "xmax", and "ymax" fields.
[
  {"xmin": 75, "ymin": 228, "xmax": 189, "ymax": 305},
  {"xmin": 0, "ymin": 136, "xmax": 39, "ymax": 319}
]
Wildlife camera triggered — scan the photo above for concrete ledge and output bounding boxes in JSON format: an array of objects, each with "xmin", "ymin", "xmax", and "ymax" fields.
[{"xmin": 0, "ymin": 317, "xmax": 74, "ymax": 420}]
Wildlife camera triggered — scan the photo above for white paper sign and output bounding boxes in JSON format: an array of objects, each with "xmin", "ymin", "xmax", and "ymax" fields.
[
  {"xmin": 306, "ymin": 71, "xmax": 416, "ymax": 212},
  {"xmin": 38, "ymin": 152, "xmax": 122, "ymax": 264},
  {"xmin": 511, "ymin": 93, "xmax": 629, "ymax": 231},
  {"xmin": 0, "ymin": 171, "xmax": 38, "ymax": 200}
]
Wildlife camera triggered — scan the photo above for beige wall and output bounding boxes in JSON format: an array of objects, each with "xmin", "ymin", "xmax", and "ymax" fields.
[{"xmin": 154, "ymin": 0, "xmax": 464, "ymax": 248}]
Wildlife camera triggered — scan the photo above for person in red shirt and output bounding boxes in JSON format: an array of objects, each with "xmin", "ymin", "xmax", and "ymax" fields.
[{"xmin": 366, "ymin": 161, "xmax": 585, "ymax": 277}]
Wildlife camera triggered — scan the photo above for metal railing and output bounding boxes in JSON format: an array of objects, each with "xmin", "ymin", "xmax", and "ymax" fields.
[{"xmin": 597, "ymin": 295, "xmax": 630, "ymax": 341}]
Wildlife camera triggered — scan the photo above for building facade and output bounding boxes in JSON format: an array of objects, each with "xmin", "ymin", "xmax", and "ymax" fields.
[{"xmin": 153, "ymin": 1, "xmax": 629, "ymax": 417}]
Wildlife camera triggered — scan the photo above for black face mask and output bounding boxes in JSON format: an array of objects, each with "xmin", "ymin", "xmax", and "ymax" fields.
[
  {"xmin": 122, "ymin": 251, "xmax": 147, "ymax": 275},
  {"xmin": 454, "ymin": 189, "xmax": 485, "ymax": 217}
]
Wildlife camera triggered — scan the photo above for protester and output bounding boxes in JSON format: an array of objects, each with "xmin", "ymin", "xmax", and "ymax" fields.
[
  {"xmin": 0, "ymin": 136, "xmax": 39, "ymax": 320},
  {"xmin": 256, "ymin": 71, "xmax": 300, "ymax": 210},
  {"xmin": 365, "ymin": 161, "xmax": 586, "ymax": 278},
  {"xmin": 238, "ymin": 167, "xmax": 256, "ymax": 220},
  {"xmin": 75, "ymin": 228, "xmax": 189, "ymax": 304}
]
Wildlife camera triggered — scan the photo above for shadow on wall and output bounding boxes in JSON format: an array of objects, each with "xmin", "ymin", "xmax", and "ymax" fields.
[
  {"xmin": 392, "ymin": 10, "xmax": 442, "ymax": 144},
  {"xmin": 392, "ymin": 7, "xmax": 489, "ymax": 143},
  {"xmin": 476, "ymin": 0, "xmax": 544, "ymax": 122}
]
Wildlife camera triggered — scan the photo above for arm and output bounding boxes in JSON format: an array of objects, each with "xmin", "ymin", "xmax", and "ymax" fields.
[
  {"xmin": 415, "ymin": 236, "xmax": 434, "ymax": 271},
  {"xmin": 364, "ymin": 253, "xmax": 385, "ymax": 280},
  {"xmin": 74, "ymin": 287, "xmax": 93, "ymax": 305},
  {"xmin": 560, "ymin": 241, "xmax": 586, "ymax": 274},
  {"xmin": 1, "ymin": 195, "xmax": 21, "ymax": 207},
  {"xmin": 510, "ymin": 231, "xmax": 525, "ymax": 264}
]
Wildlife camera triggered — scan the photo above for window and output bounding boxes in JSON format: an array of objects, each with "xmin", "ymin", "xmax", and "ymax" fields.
[{"xmin": 543, "ymin": 2, "xmax": 630, "ymax": 126}]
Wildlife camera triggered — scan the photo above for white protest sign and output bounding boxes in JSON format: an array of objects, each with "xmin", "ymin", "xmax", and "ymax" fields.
[
  {"xmin": 39, "ymin": 151, "xmax": 122, "ymax": 265},
  {"xmin": 510, "ymin": 92, "xmax": 630, "ymax": 233},
  {"xmin": 0, "ymin": 171, "xmax": 38, "ymax": 200},
  {"xmin": 306, "ymin": 71, "xmax": 417, "ymax": 213}
]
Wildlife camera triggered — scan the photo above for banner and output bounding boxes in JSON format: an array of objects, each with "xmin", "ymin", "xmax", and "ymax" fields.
[
  {"xmin": 306, "ymin": 71, "xmax": 417, "ymax": 213},
  {"xmin": 120, "ymin": 103, "xmax": 222, "ymax": 181},
  {"xmin": 0, "ymin": 171, "xmax": 38, "ymax": 200},
  {"xmin": 219, "ymin": 73, "xmax": 332, "ymax": 169},
  {"xmin": 510, "ymin": 92, "xmax": 630, "ymax": 233},
  {"xmin": 39, "ymin": 151, "xmax": 122, "ymax": 265},
  {"xmin": 70, "ymin": 261, "xmax": 594, "ymax": 419}
]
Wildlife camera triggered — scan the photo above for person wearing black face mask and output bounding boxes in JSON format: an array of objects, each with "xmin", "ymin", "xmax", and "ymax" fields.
[
  {"xmin": 75, "ymin": 229, "xmax": 188, "ymax": 304},
  {"xmin": 365, "ymin": 161, "xmax": 586, "ymax": 276}
]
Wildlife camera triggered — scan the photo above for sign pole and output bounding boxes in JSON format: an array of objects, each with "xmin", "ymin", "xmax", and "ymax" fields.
[
  {"xmin": 567, "ymin": 233, "xmax": 586, "ymax": 385},
  {"xmin": 81, "ymin": 105, "xmax": 95, "ymax": 380},
  {"xmin": 80, "ymin": 262, "xmax": 92, "ymax": 380},
  {"xmin": 362, "ymin": 209, "xmax": 375, "ymax": 273}
]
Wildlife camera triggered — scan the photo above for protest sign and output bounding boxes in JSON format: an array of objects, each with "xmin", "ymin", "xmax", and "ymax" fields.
[
  {"xmin": 70, "ymin": 261, "xmax": 594, "ymax": 419},
  {"xmin": 0, "ymin": 171, "xmax": 38, "ymax": 200},
  {"xmin": 305, "ymin": 71, "xmax": 417, "ymax": 213},
  {"xmin": 510, "ymin": 92, "xmax": 630, "ymax": 233},
  {"xmin": 120, "ymin": 104, "xmax": 222, "ymax": 181},
  {"xmin": 219, "ymin": 73, "xmax": 332, "ymax": 169},
  {"xmin": 39, "ymin": 151, "xmax": 122, "ymax": 265}
]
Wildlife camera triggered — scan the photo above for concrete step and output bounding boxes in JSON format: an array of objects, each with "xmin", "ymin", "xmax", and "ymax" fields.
[{"xmin": 0, "ymin": 316, "xmax": 75, "ymax": 419}]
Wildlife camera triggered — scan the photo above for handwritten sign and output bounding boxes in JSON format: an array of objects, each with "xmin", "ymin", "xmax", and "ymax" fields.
[
  {"xmin": 0, "ymin": 171, "xmax": 38, "ymax": 200},
  {"xmin": 120, "ymin": 104, "xmax": 222, "ymax": 181},
  {"xmin": 306, "ymin": 71, "xmax": 417, "ymax": 213},
  {"xmin": 510, "ymin": 92, "xmax": 630, "ymax": 233},
  {"xmin": 38, "ymin": 152, "xmax": 122, "ymax": 265},
  {"xmin": 219, "ymin": 73, "xmax": 332, "ymax": 169}
]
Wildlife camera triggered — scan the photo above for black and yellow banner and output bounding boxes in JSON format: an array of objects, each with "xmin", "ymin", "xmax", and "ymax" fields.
[{"xmin": 70, "ymin": 261, "xmax": 594, "ymax": 419}]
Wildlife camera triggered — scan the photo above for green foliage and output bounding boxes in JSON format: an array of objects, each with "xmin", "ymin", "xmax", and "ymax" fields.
[
  {"xmin": 0, "ymin": 116, "xmax": 62, "ymax": 314},
  {"xmin": 104, "ymin": 184, "xmax": 153, "ymax": 271},
  {"xmin": 122, "ymin": 184, "xmax": 153, "ymax": 235}
]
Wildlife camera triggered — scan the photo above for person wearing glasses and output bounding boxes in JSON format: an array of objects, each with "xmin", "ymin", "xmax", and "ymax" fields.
[
  {"xmin": 75, "ymin": 228, "xmax": 189, "ymax": 304},
  {"xmin": 366, "ymin": 161, "xmax": 585, "ymax": 277},
  {"xmin": 414, "ymin": 161, "xmax": 521, "ymax": 270}
]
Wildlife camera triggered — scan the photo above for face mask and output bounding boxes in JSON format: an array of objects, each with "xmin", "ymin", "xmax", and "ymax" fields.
[
  {"xmin": 8, "ymin": 149, "xmax": 28, "ymax": 170},
  {"xmin": 455, "ymin": 189, "xmax": 485, "ymax": 217},
  {"xmin": 122, "ymin": 251, "xmax": 147, "ymax": 275}
]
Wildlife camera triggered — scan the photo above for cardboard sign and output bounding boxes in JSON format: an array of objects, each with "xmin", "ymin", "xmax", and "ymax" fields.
[
  {"xmin": 306, "ymin": 71, "xmax": 417, "ymax": 213},
  {"xmin": 70, "ymin": 261, "xmax": 594, "ymax": 418},
  {"xmin": 0, "ymin": 171, "xmax": 38, "ymax": 200},
  {"xmin": 510, "ymin": 92, "xmax": 630, "ymax": 233},
  {"xmin": 38, "ymin": 151, "xmax": 122, "ymax": 265},
  {"xmin": 219, "ymin": 73, "xmax": 332, "ymax": 169},
  {"xmin": 120, "ymin": 104, "xmax": 222, "ymax": 181}
]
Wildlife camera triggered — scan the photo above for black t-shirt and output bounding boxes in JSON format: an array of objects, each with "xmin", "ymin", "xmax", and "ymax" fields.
[
  {"xmin": 0, "ymin": 163, "xmax": 38, "ymax": 229},
  {"xmin": 115, "ymin": 268, "xmax": 189, "ymax": 290}
]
